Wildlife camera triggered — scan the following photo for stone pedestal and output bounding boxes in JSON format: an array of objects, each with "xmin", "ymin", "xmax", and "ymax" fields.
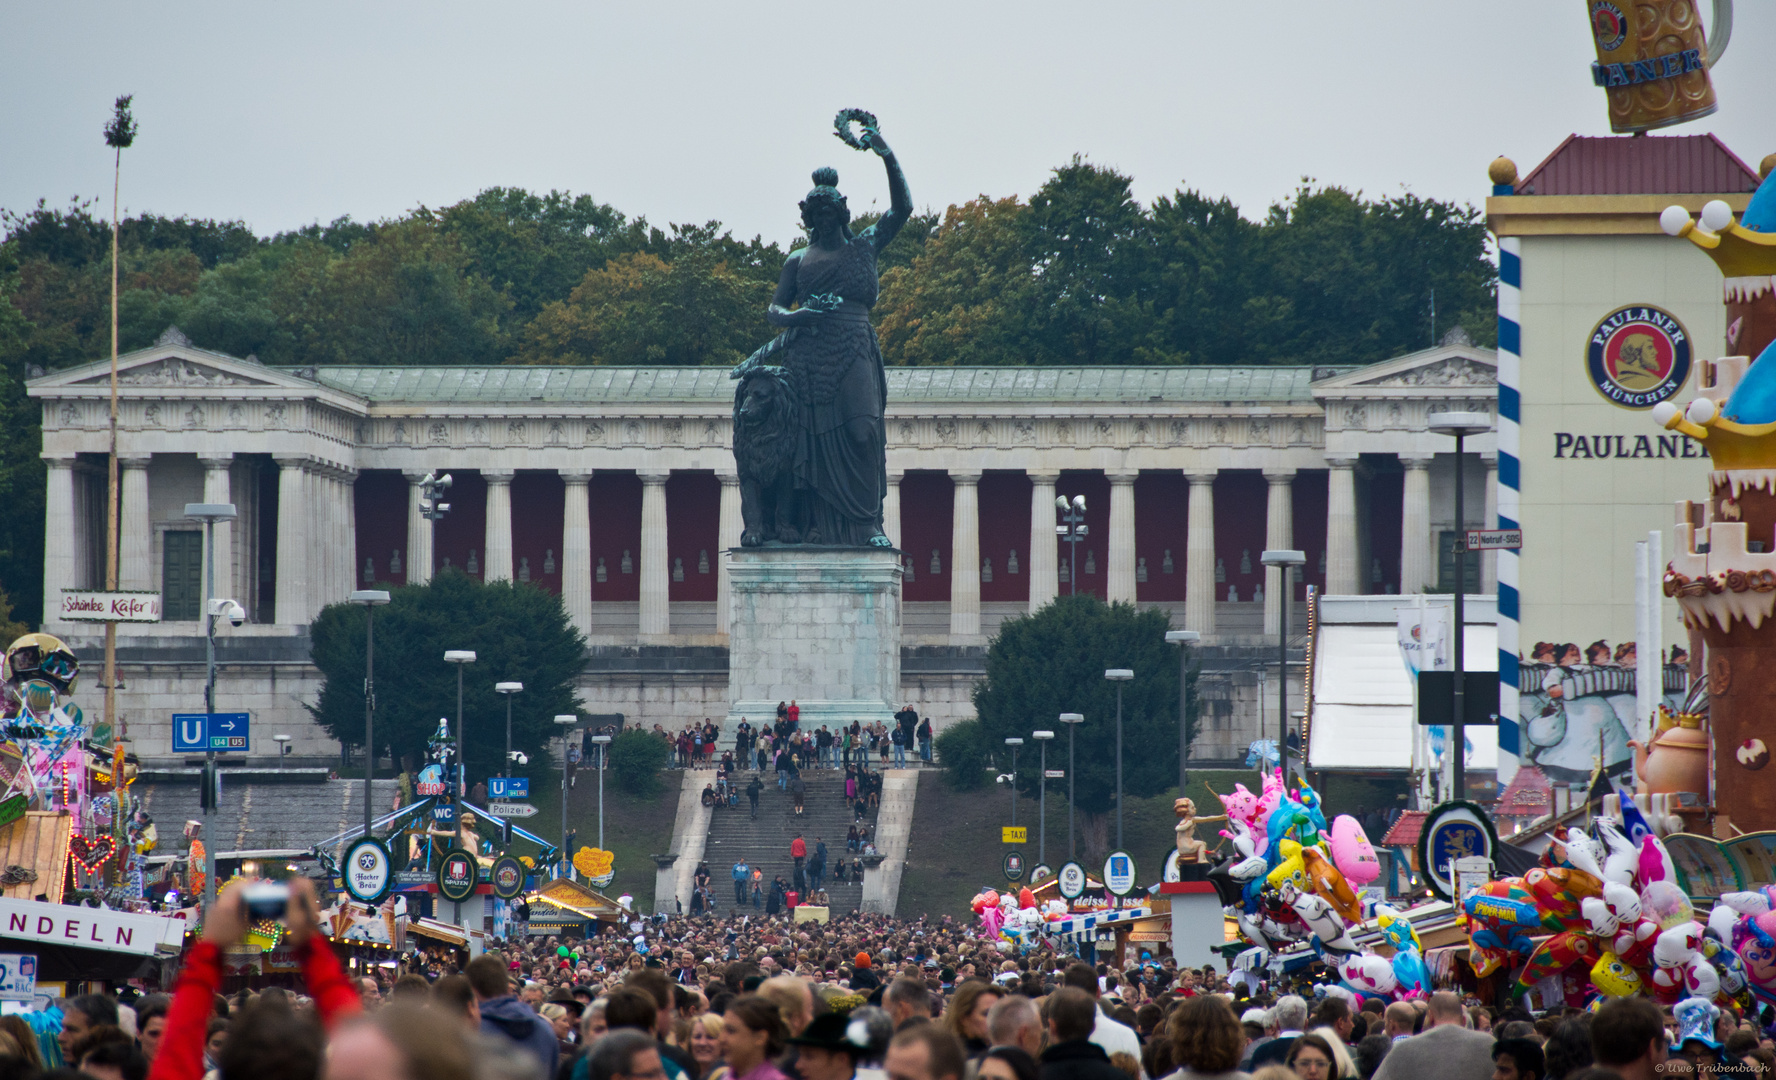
[{"xmin": 725, "ymin": 547, "xmax": 902, "ymax": 736}]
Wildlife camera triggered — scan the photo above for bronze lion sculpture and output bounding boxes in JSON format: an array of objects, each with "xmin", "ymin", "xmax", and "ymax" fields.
[{"xmin": 732, "ymin": 366, "xmax": 802, "ymax": 545}]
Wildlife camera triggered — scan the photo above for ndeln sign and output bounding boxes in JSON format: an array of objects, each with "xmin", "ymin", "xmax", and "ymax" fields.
[{"xmin": 0, "ymin": 897, "xmax": 186, "ymax": 957}]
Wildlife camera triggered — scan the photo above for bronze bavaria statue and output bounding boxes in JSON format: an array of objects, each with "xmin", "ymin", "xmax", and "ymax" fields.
[{"xmin": 731, "ymin": 109, "xmax": 910, "ymax": 548}]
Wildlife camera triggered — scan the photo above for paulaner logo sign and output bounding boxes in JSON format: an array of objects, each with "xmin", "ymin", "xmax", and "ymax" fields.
[{"xmin": 1585, "ymin": 304, "xmax": 1691, "ymax": 409}]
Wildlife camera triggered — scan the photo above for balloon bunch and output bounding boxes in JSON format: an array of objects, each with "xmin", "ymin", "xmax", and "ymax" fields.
[
  {"xmin": 1206, "ymin": 770, "xmax": 1411, "ymax": 994},
  {"xmin": 1460, "ymin": 808, "xmax": 1748, "ymax": 1009},
  {"xmin": 970, "ymin": 887, "xmax": 1053, "ymax": 947}
]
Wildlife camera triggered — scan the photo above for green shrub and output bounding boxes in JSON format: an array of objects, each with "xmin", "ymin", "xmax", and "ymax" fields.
[
  {"xmin": 609, "ymin": 728, "xmax": 668, "ymax": 796},
  {"xmin": 936, "ymin": 719, "xmax": 991, "ymax": 791}
]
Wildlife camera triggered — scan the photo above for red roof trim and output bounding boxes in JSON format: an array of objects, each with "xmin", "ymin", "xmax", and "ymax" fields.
[{"xmin": 1517, "ymin": 133, "xmax": 1758, "ymax": 197}]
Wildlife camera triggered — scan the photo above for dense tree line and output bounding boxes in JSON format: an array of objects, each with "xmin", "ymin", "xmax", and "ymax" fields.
[{"xmin": 0, "ymin": 161, "xmax": 1495, "ymax": 625}]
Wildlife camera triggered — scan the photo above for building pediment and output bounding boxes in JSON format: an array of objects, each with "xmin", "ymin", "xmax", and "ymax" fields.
[
  {"xmin": 1311, "ymin": 337, "xmax": 1497, "ymax": 400},
  {"xmin": 27, "ymin": 329, "xmax": 338, "ymax": 397}
]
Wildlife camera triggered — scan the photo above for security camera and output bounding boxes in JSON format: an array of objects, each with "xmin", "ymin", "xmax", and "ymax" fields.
[
  {"xmin": 995, "ymin": 773, "xmax": 1014, "ymax": 785},
  {"xmin": 208, "ymin": 599, "xmax": 248, "ymax": 627},
  {"xmin": 508, "ymin": 751, "xmax": 529, "ymax": 766}
]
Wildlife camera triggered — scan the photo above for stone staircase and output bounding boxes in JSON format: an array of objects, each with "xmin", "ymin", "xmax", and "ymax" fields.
[{"xmin": 700, "ymin": 769, "xmax": 878, "ymax": 915}]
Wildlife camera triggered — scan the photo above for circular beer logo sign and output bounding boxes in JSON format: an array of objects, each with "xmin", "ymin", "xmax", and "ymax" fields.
[
  {"xmin": 343, "ymin": 837, "xmax": 392, "ymax": 903},
  {"xmin": 491, "ymin": 855, "xmax": 526, "ymax": 900},
  {"xmin": 1590, "ymin": 2, "xmax": 1628, "ymax": 52},
  {"xmin": 438, "ymin": 848, "xmax": 480, "ymax": 903},
  {"xmin": 1586, "ymin": 304, "xmax": 1690, "ymax": 409}
]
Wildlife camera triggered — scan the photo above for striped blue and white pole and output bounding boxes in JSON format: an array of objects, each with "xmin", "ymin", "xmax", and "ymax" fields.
[{"xmin": 1496, "ymin": 236, "xmax": 1523, "ymax": 785}]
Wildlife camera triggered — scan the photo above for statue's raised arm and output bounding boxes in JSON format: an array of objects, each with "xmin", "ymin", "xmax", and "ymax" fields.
[{"xmin": 834, "ymin": 109, "xmax": 911, "ymax": 253}]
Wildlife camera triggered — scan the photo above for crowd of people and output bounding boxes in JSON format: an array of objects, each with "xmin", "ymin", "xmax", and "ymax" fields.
[
  {"xmin": 4, "ymin": 875, "xmax": 1762, "ymax": 1080},
  {"xmin": 659, "ymin": 704, "xmax": 935, "ymax": 778}
]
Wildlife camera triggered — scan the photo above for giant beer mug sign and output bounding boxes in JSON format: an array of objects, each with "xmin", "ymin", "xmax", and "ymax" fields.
[{"xmin": 1586, "ymin": 0, "xmax": 1731, "ymax": 133}]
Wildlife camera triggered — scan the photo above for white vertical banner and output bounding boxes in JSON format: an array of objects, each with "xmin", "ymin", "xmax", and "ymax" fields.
[{"xmin": 1635, "ymin": 539, "xmax": 1653, "ymax": 753}]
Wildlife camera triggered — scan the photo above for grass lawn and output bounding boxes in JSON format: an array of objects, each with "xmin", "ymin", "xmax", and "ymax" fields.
[
  {"xmin": 897, "ymin": 768, "xmax": 1267, "ymax": 918},
  {"xmin": 528, "ymin": 766, "xmax": 682, "ymax": 911}
]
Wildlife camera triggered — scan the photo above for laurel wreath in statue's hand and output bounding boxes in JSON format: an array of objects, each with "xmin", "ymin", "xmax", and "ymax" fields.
[{"xmin": 833, "ymin": 109, "xmax": 881, "ymax": 152}]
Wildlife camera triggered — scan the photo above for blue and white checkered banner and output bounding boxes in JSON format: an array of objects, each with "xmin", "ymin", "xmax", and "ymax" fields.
[{"xmin": 1044, "ymin": 907, "xmax": 1151, "ymax": 938}]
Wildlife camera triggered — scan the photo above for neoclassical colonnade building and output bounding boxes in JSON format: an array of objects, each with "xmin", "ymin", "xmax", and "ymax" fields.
[{"xmin": 30, "ymin": 327, "xmax": 1497, "ymax": 764}]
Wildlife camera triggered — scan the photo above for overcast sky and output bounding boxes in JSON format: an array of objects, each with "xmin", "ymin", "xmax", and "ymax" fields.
[{"xmin": 3, "ymin": 1, "xmax": 1772, "ymax": 248}]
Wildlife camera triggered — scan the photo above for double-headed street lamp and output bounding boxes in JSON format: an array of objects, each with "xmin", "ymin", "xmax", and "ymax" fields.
[
  {"xmin": 444, "ymin": 650, "xmax": 477, "ymax": 796},
  {"xmin": 591, "ymin": 733, "xmax": 613, "ymax": 852},
  {"xmin": 1259, "ymin": 550, "xmax": 1304, "ymax": 785},
  {"xmin": 554, "ymin": 715, "xmax": 577, "ymax": 878},
  {"xmin": 1055, "ymin": 494, "xmax": 1088, "ymax": 595},
  {"xmin": 184, "ymin": 501, "xmax": 236, "ymax": 912},
  {"xmin": 495, "ymin": 681, "xmax": 523, "ymax": 849},
  {"xmin": 1105, "ymin": 669, "xmax": 1133, "ymax": 849},
  {"xmin": 1004, "ymin": 737, "xmax": 1024, "ymax": 829},
  {"xmin": 1428, "ymin": 410, "xmax": 1492, "ymax": 802},
  {"xmin": 349, "ymin": 590, "xmax": 392, "ymax": 841},
  {"xmin": 1032, "ymin": 730, "xmax": 1054, "ymax": 868},
  {"xmin": 1059, "ymin": 712, "xmax": 1083, "ymax": 860},
  {"xmin": 1165, "ymin": 630, "xmax": 1200, "ymax": 794}
]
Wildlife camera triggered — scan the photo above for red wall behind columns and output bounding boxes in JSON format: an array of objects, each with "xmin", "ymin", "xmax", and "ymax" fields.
[
  {"xmin": 899, "ymin": 472, "xmax": 953, "ymax": 602},
  {"xmin": 589, "ymin": 472, "xmax": 642, "ymax": 603},
  {"xmin": 1292, "ymin": 471, "xmax": 1328, "ymax": 599},
  {"xmin": 511, "ymin": 471, "xmax": 565, "ymax": 594},
  {"xmin": 355, "ymin": 471, "xmax": 409, "ymax": 588},
  {"xmin": 978, "ymin": 472, "xmax": 1031, "ymax": 604},
  {"xmin": 1212, "ymin": 472, "xmax": 1267, "ymax": 602},
  {"xmin": 1135, "ymin": 471, "xmax": 1188, "ymax": 602},
  {"xmin": 431, "ymin": 470, "xmax": 487, "ymax": 580},
  {"xmin": 1056, "ymin": 471, "xmax": 1110, "ymax": 599},
  {"xmin": 667, "ymin": 472, "xmax": 720, "ymax": 602},
  {"xmin": 1366, "ymin": 462, "xmax": 1403, "ymax": 594}
]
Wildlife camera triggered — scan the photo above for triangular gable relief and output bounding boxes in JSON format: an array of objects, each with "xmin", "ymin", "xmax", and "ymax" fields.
[
  {"xmin": 57, "ymin": 352, "xmax": 282, "ymax": 390},
  {"xmin": 1352, "ymin": 355, "xmax": 1496, "ymax": 389}
]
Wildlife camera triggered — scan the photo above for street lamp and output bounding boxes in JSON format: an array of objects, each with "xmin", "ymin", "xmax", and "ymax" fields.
[
  {"xmin": 1105, "ymin": 669, "xmax": 1133, "ymax": 849},
  {"xmin": 554, "ymin": 715, "xmax": 578, "ymax": 879},
  {"xmin": 1032, "ymin": 730, "xmax": 1054, "ymax": 869},
  {"xmin": 273, "ymin": 734, "xmax": 291, "ymax": 771},
  {"xmin": 1059, "ymin": 714, "xmax": 1084, "ymax": 860},
  {"xmin": 444, "ymin": 650, "xmax": 477, "ymax": 797},
  {"xmin": 591, "ymin": 734, "xmax": 613, "ymax": 851},
  {"xmin": 184, "ymin": 501, "xmax": 235, "ymax": 913},
  {"xmin": 1165, "ymin": 630, "xmax": 1200, "ymax": 795},
  {"xmin": 1427, "ymin": 410, "xmax": 1492, "ymax": 802},
  {"xmin": 1055, "ymin": 495, "xmax": 1088, "ymax": 596},
  {"xmin": 1259, "ymin": 550, "xmax": 1305, "ymax": 785},
  {"xmin": 1004, "ymin": 738, "xmax": 1024, "ymax": 829},
  {"xmin": 349, "ymin": 590, "xmax": 392, "ymax": 841},
  {"xmin": 494, "ymin": 681, "xmax": 523, "ymax": 850}
]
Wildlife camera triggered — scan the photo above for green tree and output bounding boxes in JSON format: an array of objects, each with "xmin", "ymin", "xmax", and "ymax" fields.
[
  {"xmin": 967, "ymin": 594, "xmax": 1195, "ymax": 861},
  {"xmin": 307, "ymin": 572, "xmax": 587, "ymax": 787},
  {"xmin": 0, "ymin": 250, "xmax": 43, "ymax": 625},
  {"xmin": 608, "ymin": 728, "xmax": 668, "ymax": 797},
  {"xmin": 874, "ymin": 195, "xmax": 1037, "ymax": 367}
]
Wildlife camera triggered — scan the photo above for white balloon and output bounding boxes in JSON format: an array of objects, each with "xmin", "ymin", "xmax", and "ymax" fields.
[
  {"xmin": 1687, "ymin": 398, "xmax": 1718, "ymax": 426},
  {"xmin": 1651, "ymin": 401, "xmax": 1679, "ymax": 427},
  {"xmin": 1660, "ymin": 205, "xmax": 1693, "ymax": 236},
  {"xmin": 1701, "ymin": 200, "xmax": 1735, "ymax": 233}
]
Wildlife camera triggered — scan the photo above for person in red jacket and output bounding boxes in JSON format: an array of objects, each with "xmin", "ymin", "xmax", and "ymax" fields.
[
  {"xmin": 149, "ymin": 877, "xmax": 360, "ymax": 1080},
  {"xmin": 790, "ymin": 833, "xmax": 807, "ymax": 893}
]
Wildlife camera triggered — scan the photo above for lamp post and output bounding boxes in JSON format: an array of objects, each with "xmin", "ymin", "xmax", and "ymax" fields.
[
  {"xmin": 1059, "ymin": 714, "xmax": 1083, "ymax": 860},
  {"xmin": 1165, "ymin": 630, "xmax": 1200, "ymax": 795},
  {"xmin": 1427, "ymin": 410, "xmax": 1492, "ymax": 802},
  {"xmin": 444, "ymin": 651, "xmax": 476, "ymax": 797},
  {"xmin": 1033, "ymin": 730, "xmax": 1054, "ymax": 869},
  {"xmin": 554, "ymin": 715, "xmax": 577, "ymax": 878},
  {"xmin": 494, "ymin": 681, "xmax": 523, "ymax": 850},
  {"xmin": 1055, "ymin": 494, "xmax": 1088, "ymax": 596},
  {"xmin": 349, "ymin": 590, "xmax": 392, "ymax": 841},
  {"xmin": 1259, "ymin": 550, "xmax": 1305, "ymax": 785},
  {"xmin": 1005, "ymin": 737, "xmax": 1024, "ymax": 829},
  {"xmin": 591, "ymin": 734, "xmax": 612, "ymax": 851},
  {"xmin": 184, "ymin": 501, "xmax": 236, "ymax": 913},
  {"xmin": 1105, "ymin": 669, "xmax": 1133, "ymax": 849},
  {"xmin": 273, "ymin": 734, "xmax": 291, "ymax": 771}
]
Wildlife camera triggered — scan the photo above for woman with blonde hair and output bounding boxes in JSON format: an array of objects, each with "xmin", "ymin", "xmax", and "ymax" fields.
[
  {"xmin": 941, "ymin": 979, "xmax": 1003, "ymax": 1057},
  {"xmin": 689, "ymin": 1012, "xmax": 728, "ymax": 1080}
]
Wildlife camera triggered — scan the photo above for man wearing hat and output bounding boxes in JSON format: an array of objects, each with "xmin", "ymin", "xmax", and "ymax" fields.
[
  {"xmin": 850, "ymin": 954, "xmax": 880, "ymax": 992},
  {"xmin": 790, "ymin": 1013, "xmax": 871, "ymax": 1080}
]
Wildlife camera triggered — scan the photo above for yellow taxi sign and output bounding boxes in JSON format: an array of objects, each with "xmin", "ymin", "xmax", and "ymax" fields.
[{"xmin": 1002, "ymin": 826, "xmax": 1027, "ymax": 844}]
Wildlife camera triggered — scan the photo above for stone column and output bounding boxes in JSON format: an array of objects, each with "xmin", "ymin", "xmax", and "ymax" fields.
[
  {"xmin": 1400, "ymin": 453, "xmax": 1434, "ymax": 595},
  {"xmin": 716, "ymin": 472, "xmax": 742, "ymax": 636},
  {"xmin": 639, "ymin": 470, "xmax": 671, "ymax": 640},
  {"xmin": 950, "ymin": 470, "xmax": 982, "ymax": 640},
  {"xmin": 341, "ymin": 466, "xmax": 358, "ymax": 597},
  {"xmin": 200, "ymin": 454, "xmax": 234, "ymax": 609},
  {"xmin": 404, "ymin": 471, "xmax": 434, "ymax": 586},
  {"xmin": 482, "ymin": 469, "xmax": 514, "ymax": 582},
  {"xmin": 119, "ymin": 455, "xmax": 153, "ymax": 591},
  {"xmin": 1482, "ymin": 454, "xmax": 1499, "ymax": 595},
  {"xmin": 312, "ymin": 467, "xmax": 332, "ymax": 607},
  {"xmin": 1185, "ymin": 471, "xmax": 1217, "ymax": 636},
  {"xmin": 1028, "ymin": 471, "xmax": 1059, "ymax": 613},
  {"xmin": 882, "ymin": 472, "xmax": 903, "ymax": 551},
  {"xmin": 561, "ymin": 471, "xmax": 594, "ymax": 640},
  {"xmin": 41, "ymin": 454, "xmax": 76, "ymax": 623},
  {"xmin": 1107, "ymin": 471, "xmax": 1138, "ymax": 603},
  {"xmin": 1324, "ymin": 455, "xmax": 1359, "ymax": 595},
  {"xmin": 274, "ymin": 455, "xmax": 310, "ymax": 624},
  {"xmin": 1263, "ymin": 470, "xmax": 1296, "ymax": 637}
]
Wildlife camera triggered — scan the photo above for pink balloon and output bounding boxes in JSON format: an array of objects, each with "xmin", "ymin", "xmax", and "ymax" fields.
[{"xmin": 1329, "ymin": 816, "xmax": 1380, "ymax": 886}]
